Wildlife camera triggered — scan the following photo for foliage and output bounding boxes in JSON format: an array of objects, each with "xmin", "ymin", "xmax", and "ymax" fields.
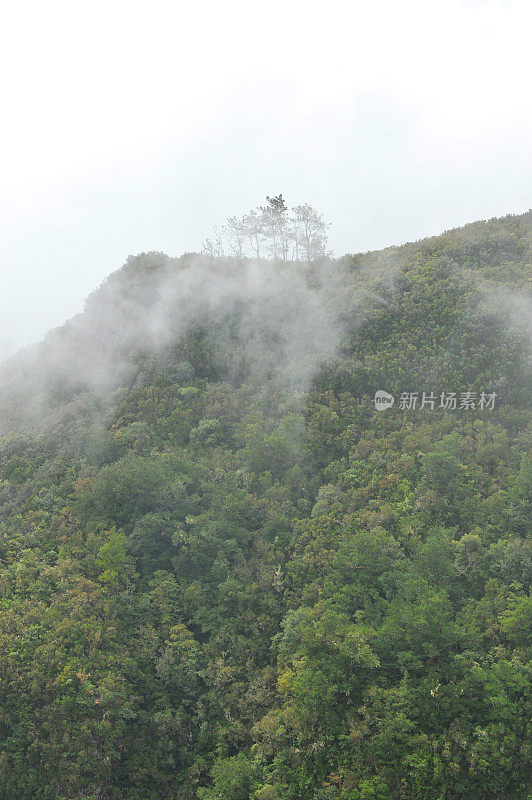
[{"xmin": 0, "ymin": 210, "xmax": 530, "ymax": 799}]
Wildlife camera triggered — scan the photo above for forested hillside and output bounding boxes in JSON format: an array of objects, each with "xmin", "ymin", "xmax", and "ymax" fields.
[{"xmin": 0, "ymin": 211, "xmax": 530, "ymax": 800}]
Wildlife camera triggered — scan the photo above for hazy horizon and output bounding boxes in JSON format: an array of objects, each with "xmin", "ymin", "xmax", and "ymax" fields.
[
  {"xmin": 1, "ymin": 207, "xmax": 530, "ymax": 364},
  {"xmin": 1, "ymin": 0, "xmax": 531, "ymax": 360}
]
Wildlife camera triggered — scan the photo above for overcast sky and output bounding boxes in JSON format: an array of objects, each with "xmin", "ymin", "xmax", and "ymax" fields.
[{"xmin": 0, "ymin": 0, "xmax": 530, "ymax": 360}]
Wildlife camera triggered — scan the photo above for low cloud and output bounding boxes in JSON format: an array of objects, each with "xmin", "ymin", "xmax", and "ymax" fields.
[{"xmin": 0, "ymin": 253, "xmax": 370, "ymax": 437}]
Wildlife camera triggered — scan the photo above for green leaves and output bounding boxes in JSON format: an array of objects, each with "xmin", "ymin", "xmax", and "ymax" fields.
[
  {"xmin": 0, "ymin": 211, "xmax": 530, "ymax": 798},
  {"xmin": 96, "ymin": 527, "xmax": 136, "ymax": 587}
]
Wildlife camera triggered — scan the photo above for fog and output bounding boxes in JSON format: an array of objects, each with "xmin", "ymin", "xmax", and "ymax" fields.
[
  {"xmin": 0, "ymin": 254, "xmax": 366, "ymax": 436},
  {"xmin": 1, "ymin": 0, "xmax": 531, "ymax": 360}
]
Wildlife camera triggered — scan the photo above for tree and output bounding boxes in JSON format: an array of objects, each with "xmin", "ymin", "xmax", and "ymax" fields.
[
  {"xmin": 221, "ymin": 216, "xmax": 247, "ymax": 259},
  {"xmin": 260, "ymin": 194, "xmax": 289, "ymax": 260},
  {"xmin": 242, "ymin": 209, "xmax": 264, "ymax": 258},
  {"xmin": 291, "ymin": 203, "xmax": 330, "ymax": 261},
  {"xmin": 203, "ymin": 195, "xmax": 330, "ymax": 261}
]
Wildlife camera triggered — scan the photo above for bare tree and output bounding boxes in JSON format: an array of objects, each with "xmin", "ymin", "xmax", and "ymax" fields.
[
  {"xmin": 202, "ymin": 225, "xmax": 225, "ymax": 258},
  {"xmin": 221, "ymin": 216, "xmax": 246, "ymax": 258},
  {"xmin": 241, "ymin": 209, "xmax": 264, "ymax": 258},
  {"xmin": 203, "ymin": 196, "xmax": 330, "ymax": 262},
  {"xmin": 291, "ymin": 203, "xmax": 330, "ymax": 261}
]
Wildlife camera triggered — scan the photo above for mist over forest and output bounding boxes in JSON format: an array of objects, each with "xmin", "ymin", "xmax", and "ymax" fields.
[{"xmin": 0, "ymin": 208, "xmax": 530, "ymax": 800}]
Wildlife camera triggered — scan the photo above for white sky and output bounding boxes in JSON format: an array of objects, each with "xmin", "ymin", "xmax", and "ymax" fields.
[{"xmin": 1, "ymin": 0, "xmax": 531, "ymax": 359}]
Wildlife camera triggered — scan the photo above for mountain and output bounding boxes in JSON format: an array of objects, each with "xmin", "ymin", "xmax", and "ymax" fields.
[{"xmin": 0, "ymin": 212, "xmax": 530, "ymax": 800}]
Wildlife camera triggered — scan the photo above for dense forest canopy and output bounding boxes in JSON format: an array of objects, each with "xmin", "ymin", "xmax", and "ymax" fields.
[{"xmin": 0, "ymin": 210, "xmax": 530, "ymax": 799}]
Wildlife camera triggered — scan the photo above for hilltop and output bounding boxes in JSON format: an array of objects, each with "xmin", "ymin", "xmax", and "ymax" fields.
[{"xmin": 0, "ymin": 211, "xmax": 530, "ymax": 800}]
